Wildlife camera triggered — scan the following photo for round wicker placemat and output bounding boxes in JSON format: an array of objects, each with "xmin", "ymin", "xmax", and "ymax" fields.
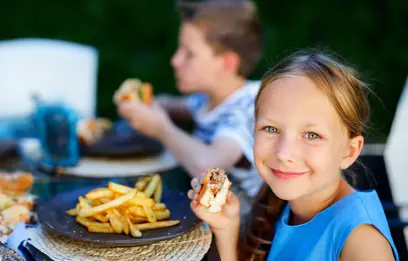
[{"xmin": 27, "ymin": 224, "xmax": 212, "ymax": 261}]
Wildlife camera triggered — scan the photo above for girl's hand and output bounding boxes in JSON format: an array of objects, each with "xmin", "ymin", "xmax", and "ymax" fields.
[{"xmin": 188, "ymin": 177, "xmax": 240, "ymax": 233}]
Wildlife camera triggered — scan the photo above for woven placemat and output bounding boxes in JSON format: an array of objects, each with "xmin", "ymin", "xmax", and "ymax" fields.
[
  {"xmin": 27, "ymin": 224, "xmax": 212, "ymax": 261},
  {"xmin": 61, "ymin": 151, "xmax": 179, "ymax": 178}
]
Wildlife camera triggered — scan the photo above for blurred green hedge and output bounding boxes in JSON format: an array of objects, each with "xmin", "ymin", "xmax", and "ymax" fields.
[{"xmin": 1, "ymin": 0, "xmax": 407, "ymax": 142}]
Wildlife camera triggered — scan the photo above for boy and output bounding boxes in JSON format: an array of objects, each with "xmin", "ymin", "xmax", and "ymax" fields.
[{"xmin": 118, "ymin": 0, "xmax": 264, "ymax": 210}]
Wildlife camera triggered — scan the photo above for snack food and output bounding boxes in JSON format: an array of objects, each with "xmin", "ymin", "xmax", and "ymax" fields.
[
  {"xmin": 77, "ymin": 118, "xmax": 112, "ymax": 145},
  {"xmin": 0, "ymin": 172, "xmax": 33, "ymax": 196},
  {"xmin": 197, "ymin": 168, "xmax": 232, "ymax": 213},
  {"xmin": 67, "ymin": 174, "xmax": 179, "ymax": 237},
  {"xmin": 0, "ymin": 242, "xmax": 25, "ymax": 260},
  {"xmin": 0, "ymin": 172, "xmax": 36, "ymax": 243},
  {"xmin": 113, "ymin": 78, "xmax": 153, "ymax": 105}
]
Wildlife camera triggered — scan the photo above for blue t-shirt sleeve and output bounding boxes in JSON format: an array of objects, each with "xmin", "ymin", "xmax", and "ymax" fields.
[
  {"xmin": 212, "ymin": 109, "xmax": 255, "ymax": 164},
  {"xmin": 184, "ymin": 93, "xmax": 208, "ymax": 115}
]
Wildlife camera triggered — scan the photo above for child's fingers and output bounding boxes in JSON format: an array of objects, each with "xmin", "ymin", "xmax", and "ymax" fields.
[
  {"xmin": 226, "ymin": 191, "xmax": 239, "ymax": 205},
  {"xmin": 190, "ymin": 202, "xmax": 216, "ymax": 220},
  {"xmin": 118, "ymin": 101, "xmax": 132, "ymax": 110},
  {"xmin": 187, "ymin": 189, "xmax": 195, "ymax": 200},
  {"xmin": 118, "ymin": 103, "xmax": 137, "ymax": 119},
  {"xmin": 190, "ymin": 178, "xmax": 201, "ymax": 192},
  {"xmin": 223, "ymin": 191, "xmax": 240, "ymax": 218},
  {"xmin": 190, "ymin": 178, "xmax": 198, "ymax": 188},
  {"xmin": 198, "ymin": 172, "xmax": 206, "ymax": 181}
]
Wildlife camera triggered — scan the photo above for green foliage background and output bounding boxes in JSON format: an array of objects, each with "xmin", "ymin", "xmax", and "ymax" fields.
[{"xmin": 1, "ymin": 0, "xmax": 407, "ymax": 141}]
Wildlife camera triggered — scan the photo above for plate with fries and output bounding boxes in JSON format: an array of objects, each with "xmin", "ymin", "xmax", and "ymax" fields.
[{"xmin": 37, "ymin": 175, "xmax": 202, "ymax": 246}]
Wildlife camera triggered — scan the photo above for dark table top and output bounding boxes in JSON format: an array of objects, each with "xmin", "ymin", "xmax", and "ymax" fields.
[
  {"xmin": 32, "ymin": 167, "xmax": 192, "ymax": 201},
  {"xmin": 0, "ymin": 154, "xmax": 191, "ymax": 200},
  {"xmin": 0, "ymin": 155, "xmax": 218, "ymax": 261}
]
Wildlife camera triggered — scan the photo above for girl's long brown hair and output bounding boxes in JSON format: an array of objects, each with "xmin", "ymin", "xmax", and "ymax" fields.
[{"xmin": 239, "ymin": 50, "xmax": 371, "ymax": 260}]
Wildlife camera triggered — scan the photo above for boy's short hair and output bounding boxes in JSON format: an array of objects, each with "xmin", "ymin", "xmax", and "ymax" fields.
[{"xmin": 178, "ymin": 0, "xmax": 263, "ymax": 77}]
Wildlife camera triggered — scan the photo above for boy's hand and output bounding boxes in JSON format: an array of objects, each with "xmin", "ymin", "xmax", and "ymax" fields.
[
  {"xmin": 188, "ymin": 176, "xmax": 240, "ymax": 234},
  {"xmin": 154, "ymin": 94, "xmax": 176, "ymax": 108},
  {"xmin": 117, "ymin": 101, "xmax": 171, "ymax": 140}
]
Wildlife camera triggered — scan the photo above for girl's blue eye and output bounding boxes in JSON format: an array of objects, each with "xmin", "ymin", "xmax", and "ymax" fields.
[
  {"xmin": 264, "ymin": 126, "xmax": 278, "ymax": 133},
  {"xmin": 304, "ymin": 132, "xmax": 320, "ymax": 139}
]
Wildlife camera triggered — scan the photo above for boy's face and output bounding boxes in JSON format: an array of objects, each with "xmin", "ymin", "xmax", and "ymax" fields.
[{"xmin": 171, "ymin": 22, "xmax": 224, "ymax": 94}]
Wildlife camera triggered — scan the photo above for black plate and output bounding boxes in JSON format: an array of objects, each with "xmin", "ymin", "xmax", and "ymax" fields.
[
  {"xmin": 37, "ymin": 185, "xmax": 202, "ymax": 246},
  {"xmin": 80, "ymin": 120, "xmax": 163, "ymax": 158},
  {"xmin": 80, "ymin": 131, "xmax": 162, "ymax": 158},
  {"xmin": 0, "ymin": 140, "xmax": 17, "ymax": 160}
]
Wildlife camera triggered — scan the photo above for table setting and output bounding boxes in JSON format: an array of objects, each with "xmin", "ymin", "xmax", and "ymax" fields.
[
  {"xmin": 0, "ymin": 92, "xmax": 213, "ymax": 260},
  {"xmin": 0, "ymin": 166, "xmax": 213, "ymax": 261}
]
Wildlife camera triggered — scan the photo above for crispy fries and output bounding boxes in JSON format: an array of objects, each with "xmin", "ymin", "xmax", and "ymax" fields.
[
  {"xmin": 76, "ymin": 216, "xmax": 93, "ymax": 227},
  {"xmin": 143, "ymin": 205, "xmax": 157, "ymax": 223},
  {"xmin": 135, "ymin": 180, "xmax": 148, "ymax": 191},
  {"xmin": 132, "ymin": 220, "xmax": 180, "ymax": 231},
  {"xmin": 127, "ymin": 218, "xmax": 142, "ymax": 237},
  {"xmin": 108, "ymin": 182, "xmax": 135, "ymax": 194},
  {"xmin": 128, "ymin": 206, "xmax": 146, "ymax": 217},
  {"xmin": 85, "ymin": 188, "xmax": 114, "ymax": 200},
  {"xmin": 79, "ymin": 190, "xmax": 135, "ymax": 218},
  {"xmin": 126, "ymin": 197, "xmax": 155, "ymax": 208},
  {"xmin": 88, "ymin": 223, "xmax": 114, "ymax": 233},
  {"xmin": 78, "ymin": 196, "xmax": 91, "ymax": 210},
  {"xmin": 144, "ymin": 175, "xmax": 160, "ymax": 198},
  {"xmin": 129, "ymin": 215, "xmax": 148, "ymax": 224},
  {"xmin": 107, "ymin": 209, "xmax": 124, "ymax": 233},
  {"xmin": 93, "ymin": 212, "xmax": 109, "ymax": 223},
  {"xmin": 155, "ymin": 209, "xmax": 171, "ymax": 221},
  {"xmin": 154, "ymin": 179, "xmax": 162, "ymax": 203},
  {"xmin": 66, "ymin": 208, "xmax": 78, "ymax": 216},
  {"xmin": 153, "ymin": 203, "xmax": 166, "ymax": 211},
  {"xmin": 69, "ymin": 174, "xmax": 179, "ymax": 238}
]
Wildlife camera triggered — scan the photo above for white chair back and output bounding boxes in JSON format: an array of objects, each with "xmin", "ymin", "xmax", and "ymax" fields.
[
  {"xmin": 0, "ymin": 38, "xmax": 98, "ymax": 119},
  {"xmin": 384, "ymin": 77, "xmax": 408, "ymax": 244}
]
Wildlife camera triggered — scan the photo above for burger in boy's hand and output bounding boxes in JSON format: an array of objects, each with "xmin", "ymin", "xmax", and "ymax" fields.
[{"xmin": 113, "ymin": 78, "xmax": 153, "ymax": 105}]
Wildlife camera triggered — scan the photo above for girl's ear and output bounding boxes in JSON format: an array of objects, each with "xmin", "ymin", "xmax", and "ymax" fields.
[{"xmin": 340, "ymin": 135, "xmax": 364, "ymax": 170}]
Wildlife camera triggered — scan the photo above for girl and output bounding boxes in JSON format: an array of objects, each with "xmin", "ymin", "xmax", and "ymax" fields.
[{"xmin": 188, "ymin": 50, "xmax": 399, "ymax": 260}]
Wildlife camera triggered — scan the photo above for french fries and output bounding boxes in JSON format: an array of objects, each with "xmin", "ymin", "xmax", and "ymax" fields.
[
  {"xmin": 68, "ymin": 174, "xmax": 178, "ymax": 238},
  {"xmin": 107, "ymin": 209, "xmax": 124, "ymax": 233},
  {"xmin": 132, "ymin": 220, "xmax": 180, "ymax": 231},
  {"xmin": 154, "ymin": 179, "xmax": 162, "ymax": 203},
  {"xmin": 127, "ymin": 218, "xmax": 142, "ymax": 237},
  {"xmin": 135, "ymin": 179, "xmax": 148, "ymax": 191},
  {"xmin": 153, "ymin": 203, "xmax": 166, "ymax": 211},
  {"xmin": 79, "ymin": 190, "xmax": 136, "ymax": 218},
  {"xmin": 144, "ymin": 175, "xmax": 160, "ymax": 198},
  {"xmin": 108, "ymin": 182, "xmax": 135, "ymax": 194},
  {"xmin": 66, "ymin": 208, "xmax": 78, "ymax": 216},
  {"xmin": 85, "ymin": 188, "xmax": 114, "ymax": 200},
  {"xmin": 143, "ymin": 205, "xmax": 157, "ymax": 223},
  {"xmin": 88, "ymin": 223, "xmax": 114, "ymax": 233},
  {"xmin": 155, "ymin": 209, "xmax": 171, "ymax": 221},
  {"xmin": 76, "ymin": 216, "xmax": 93, "ymax": 227},
  {"xmin": 93, "ymin": 212, "xmax": 109, "ymax": 223},
  {"xmin": 125, "ymin": 196, "xmax": 155, "ymax": 208}
]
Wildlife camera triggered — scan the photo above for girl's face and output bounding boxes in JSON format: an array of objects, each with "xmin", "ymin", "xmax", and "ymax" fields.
[{"xmin": 254, "ymin": 76, "xmax": 362, "ymax": 201}]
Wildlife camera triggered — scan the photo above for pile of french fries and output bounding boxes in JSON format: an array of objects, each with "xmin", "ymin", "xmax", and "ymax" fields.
[{"xmin": 66, "ymin": 174, "xmax": 180, "ymax": 238}]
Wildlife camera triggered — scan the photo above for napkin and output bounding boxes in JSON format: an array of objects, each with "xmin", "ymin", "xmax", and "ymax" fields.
[
  {"xmin": 5, "ymin": 222, "xmax": 50, "ymax": 261},
  {"xmin": 5, "ymin": 222, "xmax": 29, "ymax": 254}
]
